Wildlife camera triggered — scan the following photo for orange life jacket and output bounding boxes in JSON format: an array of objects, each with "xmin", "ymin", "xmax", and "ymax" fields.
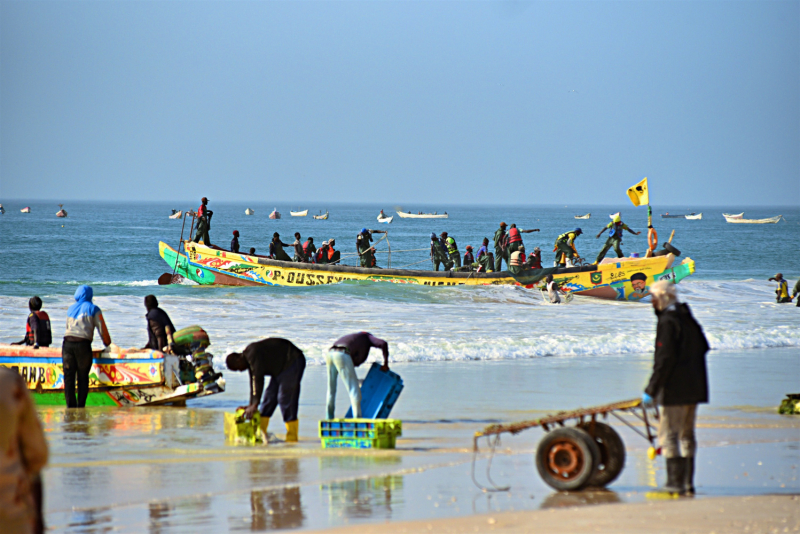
[{"xmin": 507, "ymin": 227, "xmax": 522, "ymax": 244}]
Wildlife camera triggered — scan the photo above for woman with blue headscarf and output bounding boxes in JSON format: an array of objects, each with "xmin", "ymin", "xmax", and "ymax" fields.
[{"xmin": 62, "ymin": 285, "xmax": 112, "ymax": 408}]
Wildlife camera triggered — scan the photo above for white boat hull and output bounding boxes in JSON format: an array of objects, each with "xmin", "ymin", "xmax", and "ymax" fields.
[
  {"xmin": 377, "ymin": 216, "xmax": 393, "ymax": 224},
  {"xmin": 685, "ymin": 213, "xmax": 702, "ymax": 220},
  {"xmin": 725, "ymin": 215, "xmax": 783, "ymax": 224},
  {"xmin": 722, "ymin": 212, "xmax": 744, "ymax": 219},
  {"xmin": 290, "ymin": 210, "xmax": 308, "ymax": 217},
  {"xmin": 396, "ymin": 211, "xmax": 448, "ymax": 219},
  {"xmin": 245, "ymin": 209, "xmax": 254, "ymax": 215},
  {"xmin": 169, "ymin": 211, "xmax": 182, "ymax": 219}
]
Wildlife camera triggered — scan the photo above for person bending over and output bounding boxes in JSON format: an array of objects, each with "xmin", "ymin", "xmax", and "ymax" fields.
[
  {"xmin": 326, "ymin": 332, "xmax": 389, "ymax": 419},
  {"xmin": 226, "ymin": 338, "xmax": 307, "ymax": 442},
  {"xmin": 142, "ymin": 295, "xmax": 175, "ymax": 353}
]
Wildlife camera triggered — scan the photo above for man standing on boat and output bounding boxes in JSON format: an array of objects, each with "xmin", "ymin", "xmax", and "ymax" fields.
[
  {"xmin": 493, "ymin": 222, "xmax": 508, "ymax": 271},
  {"xmin": 642, "ymin": 281, "xmax": 709, "ymax": 496},
  {"xmin": 327, "ymin": 238, "xmax": 341, "ymax": 264},
  {"xmin": 357, "ymin": 229, "xmax": 375, "ymax": 268},
  {"xmin": 430, "ymin": 232, "xmax": 452, "ymax": 271},
  {"xmin": 193, "ymin": 197, "xmax": 213, "ymax": 245},
  {"xmin": 326, "ymin": 332, "xmax": 389, "ymax": 419},
  {"xmin": 292, "ymin": 232, "xmax": 307, "ymax": 262},
  {"xmin": 270, "ymin": 233, "xmax": 292, "ymax": 261},
  {"xmin": 63, "ymin": 285, "xmax": 112, "ymax": 408},
  {"xmin": 554, "ymin": 228, "xmax": 583, "ymax": 267},
  {"xmin": 594, "ymin": 213, "xmax": 640, "ymax": 264},
  {"xmin": 226, "ymin": 338, "xmax": 307, "ymax": 443},
  {"xmin": 302, "ymin": 237, "xmax": 317, "ymax": 263},
  {"xmin": 442, "ymin": 232, "xmax": 461, "ymax": 269},
  {"xmin": 231, "ymin": 230, "xmax": 240, "ymax": 253},
  {"xmin": 506, "ymin": 224, "xmax": 540, "ymax": 261},
  {"xmin": 142, "ymin": 295, "xmax": 175, "ymax": 353}
]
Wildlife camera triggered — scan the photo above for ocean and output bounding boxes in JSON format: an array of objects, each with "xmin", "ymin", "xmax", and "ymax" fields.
[{"xmin": 1, "ymin": 201, "xmax": 798, "ymax": 361}]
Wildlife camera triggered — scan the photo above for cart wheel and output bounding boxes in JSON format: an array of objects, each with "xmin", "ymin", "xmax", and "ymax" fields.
[
  {"xmin": 579, "ymin": 422, "xmax": 626, "ymax": 487},
  {"xmin": 535, "ymin": 427, "xmax": 600, "ymax": 491}
]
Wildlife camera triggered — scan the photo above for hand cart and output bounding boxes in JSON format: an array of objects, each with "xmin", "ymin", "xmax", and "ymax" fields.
[{"xmin": 472, "ymin": 398, "xmax": 659, "ymax": 492}]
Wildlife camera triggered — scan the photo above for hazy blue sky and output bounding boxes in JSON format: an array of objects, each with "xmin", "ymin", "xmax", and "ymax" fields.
[{"xmin": 1, "ymin": 1, "xmax": 798, "ymax": 205}]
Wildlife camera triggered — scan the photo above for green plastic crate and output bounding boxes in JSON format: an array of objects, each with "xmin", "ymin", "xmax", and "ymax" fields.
[{"xmin": 319, "ymin": 418, "xmax": 402, "ymax": 449}]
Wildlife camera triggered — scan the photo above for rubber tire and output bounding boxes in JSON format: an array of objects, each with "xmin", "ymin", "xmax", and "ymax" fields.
[
  {"xmin": 535, "ymin": 427, "xmax": 600, "ymax": 491},
  {"xmin": 579, "ymin": 422, "xmax": 626, "ymax": 487},
  {"xmin": 663, "ymin": 242, "xmax": 681, "ymax": 256}
]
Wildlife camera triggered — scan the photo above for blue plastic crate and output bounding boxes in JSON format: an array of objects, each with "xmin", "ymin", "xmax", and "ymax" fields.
[{"xmin": 345, "ymin": 362, "xmax": 404, "ymax": 419}]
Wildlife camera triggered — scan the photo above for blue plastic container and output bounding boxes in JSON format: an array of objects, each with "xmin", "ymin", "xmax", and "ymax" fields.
[{"xmin": 345, "ymin": 362, "xmax": 404, "ymax": 419}]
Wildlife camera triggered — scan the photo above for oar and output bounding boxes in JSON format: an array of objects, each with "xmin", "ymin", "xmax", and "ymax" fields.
[{"xmin": 158, "ymin": 211, "xmax": 190, "ymax": 285}]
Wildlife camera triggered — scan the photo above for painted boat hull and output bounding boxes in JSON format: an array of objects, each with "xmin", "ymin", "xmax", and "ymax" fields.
[
  {"xmin": 395, "ymin": 211, "xmax": 448, "ymax": 219},
  {"xmin": 21, "ymin": 207, "xmax": 31, "ymax": 213},
  {"xmin": 269, "ymin": 211, "xmax": 281, "ymax": 219},
  {"xmin": 0, "ymin": 345, "xmax": 225, "ymax": 407},
  {"xmin": 159, "ymin": 241, "xmax": 695, "ymax": 301},
  {"xmin": 661, "ymin": 213, "xmax": 694, "ymax": 218},
  {"xmin": 56, "ymin": 210, "xmax": 67, "ymax": 217},
  {"xmin": 169, "ymin": 211, "xmax": 182, "ymax": 219},
  {"xmin": 313, "ymin": 211, "xmax": 329, "ymax": 219}
]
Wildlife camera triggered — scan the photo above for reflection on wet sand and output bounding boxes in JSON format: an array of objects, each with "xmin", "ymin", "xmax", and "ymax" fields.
[
  {"xmin": 246, "ymin": 458, "xmax": 305, "ymax": 531},
  {"xmin": 540, "ymin": 489, "xmax": 622, "ymax": 509},
  {"xmin": 323, "ymin": 475, "xmax": 404, "ymax": 520}
]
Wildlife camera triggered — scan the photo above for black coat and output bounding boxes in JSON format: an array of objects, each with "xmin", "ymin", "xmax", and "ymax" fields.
[{"xmin": 645, "ymin": 303, "xmax": 710, "ymax": 406}]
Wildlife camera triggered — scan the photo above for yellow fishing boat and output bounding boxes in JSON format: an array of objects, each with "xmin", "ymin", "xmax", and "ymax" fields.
[{"xmin": 159, "ymin": 241, "xmax": 695, "ymax": 301}]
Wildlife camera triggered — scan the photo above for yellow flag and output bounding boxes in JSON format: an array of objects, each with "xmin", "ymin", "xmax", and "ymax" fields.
[{"xmin": 627, "ymin": 177, "xmax": 649, "ymax": 206}]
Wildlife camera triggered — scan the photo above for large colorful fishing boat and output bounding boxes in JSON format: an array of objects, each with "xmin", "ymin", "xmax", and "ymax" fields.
[
  {"xmin": 159, "ymin": 240, "xmax": 695, "ymax": 301},
  {"xmin": 0, "ymin": 327, "xmax": 225, "ymax": 407}
]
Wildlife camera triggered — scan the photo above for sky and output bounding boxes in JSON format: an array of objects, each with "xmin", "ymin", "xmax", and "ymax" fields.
[{"xmin": 1, "ymin": 1, "xmax": 798, "ymax": 206}]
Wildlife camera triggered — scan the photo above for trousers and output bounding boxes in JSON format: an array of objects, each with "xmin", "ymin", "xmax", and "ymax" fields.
[
  {"xmin": 658, "ymin": 404, "xmax": 698, "ymax": 459},
  {"xmin": 259, "ymin": 355, "xmax": 306, "ymax": 423},
  {"xmin": 62, "ymin": 339, "xmax": 94, "ymax": 408},
  {"xmin": 325, "ymin": 349, "xmax": 361, "ymax": 420},
  {"xmin": 595, "ymin": 236, "xmax": 624, "ymax": 263}
]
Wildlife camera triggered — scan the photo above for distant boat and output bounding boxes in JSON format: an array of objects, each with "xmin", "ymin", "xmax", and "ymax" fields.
[
  {"xmin": 396, "ymin": 210, "xmax": 448, "ymax": 219},
  {"xmin": 685, "ymin": 213, "xmax": 702, "ymax": 220},
  {"xmin": 245, "ymin": 208, "xmax": 254, "ymax": 215},
  {"xmin": 269, "ymin": 208, "xmax": 281, "ymax": 220},
  {"xmin": 169, "ymin": 210, "xmax": 182, "ymax": 219},
  {"xmin": 20, "ymin": 207, "xmax": 30, "ymax": 213},
  {"xmin": 377, "ymin": 215, "xmax": 393, "ymax": 224},
  {"xmin": 722, "ymin": 212, "xmax": 744, "ymax": 219},
  {"xmin": 290, "ymin": 209, "xmax": 308, "ymax": 217},
  {"xmin": 0, "ymin": 204, "xmax": 5, "ymax": 214},
  {"xmin": 574, "ymin": 213, "xmax": 591, "ymax": 220},
  {"xmin": 56, "ymin": 204, "xmax": 68, "ymax": 218},
  {"xmin": 661, "ymin": 212, "xmax": 695, "ymax": 219},
  {"xmin": 724, "ymin": 214, "xmax": 783, "ymax": 224},
  {"xmin": 313, "ymin": 211, "xmax": 329, "ymax": 220}
]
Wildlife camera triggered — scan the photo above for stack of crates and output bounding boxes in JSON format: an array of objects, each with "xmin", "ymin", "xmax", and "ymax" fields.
[
  {"xmin": 345, "ymin": 362, "xmax": 404, "ymax": 419},
  {"xmin": 319, "ymin": 419, "xmax": 402, "ymax": 449}
]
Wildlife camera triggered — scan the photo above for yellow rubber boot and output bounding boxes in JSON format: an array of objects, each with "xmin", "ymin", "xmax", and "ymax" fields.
[
  {"xmin": 285, "ymin": 420, "xmax": 299, "ymax": 442},
  {"xmin": 258, "ymin": 417, "xmax": 270, "ymax": 441}
]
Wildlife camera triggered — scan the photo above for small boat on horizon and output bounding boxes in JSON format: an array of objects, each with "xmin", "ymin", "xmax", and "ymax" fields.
[
  {"xmin": 396, "ymin": 210, "xmax": 448, "ymax": 219},
  {"xmin": 21, "ymin": 206, "xmax": 30, "ymax": 213},
  {"xmin": 378, "ymin": 210, "xmax": 393, "ymax": 223},
  {"xmin": 0, "ymin": 204, "xmax": 5, "ymax": 214},
  {"xmin": 56, "ymin": 204, "xmax": 68, "ymax": 218},
  {"xmin": 722, "ymin": 212, "xmax": 744, "ymax": 219},
  {"xmin": 290, "ymin": 209, "xmax": 308, "ymax": 217},
  {"xmin": 685, "ymin": 213, "xmax": 702, "ymax": 220},
  {"xmin": 169, "ymin": 210, "xmax": 183, "ymax": 219},
  {"xmin": 269, "ymin": 208, "xmax": 281, "ymax": 220},
  {"xmin": 661, "ymin": 212, "xmax": 695, "ymax": 219},
  {"xmin": 724, "ymin": 214, "xmax": 783, "ymax": 224},
  {"xmin": 245, "ymin": 208, "xmax": 254, "ymax": 215},
  {"xmin": 313, "ymin": 210, "xmax": 329, "ymax": 220},
  {"xmin": 574, "ymin": 213, "xmax": 591, "ymax": 220}
]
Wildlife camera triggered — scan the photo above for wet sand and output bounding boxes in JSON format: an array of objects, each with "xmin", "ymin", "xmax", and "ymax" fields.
[{"xmin": 41, "ymin": 348, "xmax": 799, "ymax": 532}]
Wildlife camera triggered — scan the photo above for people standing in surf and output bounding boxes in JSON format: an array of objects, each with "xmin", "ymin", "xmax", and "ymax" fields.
[
  {"xmin": 11, "ymin": 297, "xmax": 52, "ymax": 349},
  {"xmin": 325, "ymin": 332, "xmax": 389, "ymax": 419},
  {"xmin": 769, "ymin": 273, "xmax": 793, "ymax": 304},
  {"xmin": 793, "ymin": 278, "xmax": 800, "ymax": 307},
  {"xmin": 142, "ymin": 295, "xmax": 175, "ymax": 353},
  {"xmin": 226, "ymin": 338, "xmax": 307, "ymax": 443},
  {"xmin": 193, "ymin": 197, "xmax": 213, "ymax": 245},
  {"xmin": 642, "ymin": 281, "xmax": 709, "ymax": 496},
  {"xmin": 63, "ymin": 285, "xmax": 112, "ymax": 408},
  {"xmin": 594, "ymin": 213, "xmax": 640, "ymax": 264}
]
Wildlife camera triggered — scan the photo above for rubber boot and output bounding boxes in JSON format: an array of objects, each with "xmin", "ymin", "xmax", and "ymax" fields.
[
  {"xmin": 662, "ymin": 457, "xmax": 686, "ymax": 495},
  {"xmin": 259, "ymin": 417, "xmax": 270, "ymax": 441},
  {"xmin": 285, "ymin": 420, "xmax": 299, "ymax": 442},
  {"xmin": 684, "ymin": 456, "xmax": 695, "ymax": 495}
]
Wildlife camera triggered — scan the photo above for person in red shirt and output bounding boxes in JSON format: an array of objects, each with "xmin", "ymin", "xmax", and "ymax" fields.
[{"xmin": 193, "ymin": 197, "xmax": 213, "ymax": 245}]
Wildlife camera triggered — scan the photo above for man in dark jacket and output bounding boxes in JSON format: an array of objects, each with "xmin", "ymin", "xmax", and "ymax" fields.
[
  {"xmin": 143, "ymin": 295, "xmax": 175, "ymax": 353},
  {"xmin": 269, "ymin": 233, "xmax": 292, "ymax": 261},
  {"xmin": 226, "ymin": 338, "xmax": 306, "ymax": 442},
  {"xmin": 642, "ymin": 281, "xmax": 709, "ymax": 495}
]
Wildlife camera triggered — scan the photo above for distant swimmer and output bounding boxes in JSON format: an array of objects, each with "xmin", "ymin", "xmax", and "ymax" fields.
[
  {"xmin": 769, "ymin": 273, "xmax": 792, "ymax": 303},
  {"xmin": 475, "ymin": 238, "xmax": 495, "ymax": 272},
  {"xmin": 430, "ymin": 232, "xmax": 452, "ymax": 271},
  {"xmin": 226, "ymin": 338, "xmax": 307, "ymax": 442},
  {"xmin": 554, "ymin": 228, "xmax": 583, "ymax": 267},
  {"xmin": 231, "ymin": 230, "xmax": 240, "ymax": 253},
  {"xmin": 11, "ymin": 296, "xmax": 52, "ymax": 348},
  {"xmin": 269, "ymin": 232, "xmax": 291, "ymax": 261},
  {"xmin": 193, "ymin": 197, "xmax": 213, "ymax": 245},
  {"xmin": 594, "ymin": 213, "xmax": 640, "ymax": 264}
]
